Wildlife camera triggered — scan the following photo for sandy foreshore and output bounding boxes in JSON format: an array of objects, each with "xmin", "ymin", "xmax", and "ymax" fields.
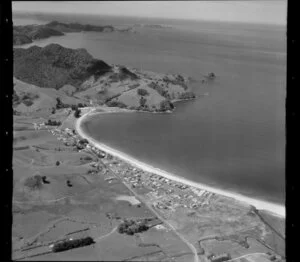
[{"xmin": 76, "ymin": 107, "xmax": 285, "ymax": 218}]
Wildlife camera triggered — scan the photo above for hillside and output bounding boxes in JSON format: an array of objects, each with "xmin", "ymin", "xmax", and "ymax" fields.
[
  {"xmin": 13, "ymin": 44, "xmax": 195, "ymax": 113},
  {"xmin": 45, "ymin": 20, "xmax": 114, "ymax": 33},
  {"xmin": 14, "ymin": 44, "xmax": 112, "ymax": 89},
  {"xmin": 13, "ymin": 25, "xmax": 64, "ymax": 45},
  {"xmin": 13, "ymin": 78, "xmax": 87, "ymax": 117}
]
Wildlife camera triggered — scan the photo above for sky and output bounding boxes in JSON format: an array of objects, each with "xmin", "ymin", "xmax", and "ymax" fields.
[{"xmin": 13, "ymin": 1, "xmax": 287, "ymax": 25}]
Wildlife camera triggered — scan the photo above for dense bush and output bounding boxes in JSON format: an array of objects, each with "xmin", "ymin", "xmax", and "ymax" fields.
[
  {"xmin": 56, "ymin": 97, "xmax": 69, "ymax": 109},
  {"xmin": 13, "ymin": 44, "xmax": 112, "ymax": 89},
  {"xmin": 208, "ymin": 72, "xmax": 216, "ymax": 79},
  {"xmin": 106, "ymin": 100, "xmax": 127, "ymax": 108},
  {"xmin": 119, "ymin": 66, "xmax": 138, "ymax": 80},
  {"xmin": 137, "ymin": 88, "xmax": 149, "ymax": 96},
  {"xmin": 159, "ymin": 100, "xmax": 174, "ymax": 112},
  {"xmin": 118, "ymin": 219, "xmax": 149, "ymax": 235},
  {"xmin": 139, "ymin": 96, "xmax": 147, "ymax": 107},
  {"xmin": 148, "ymin": 82, "xmax": 170, "ymax": 99},
  {"xmin": 45, "ymin": 119, "xmax": 61, "ymax": 126},
  {"xmin": 74, "ymin": 108, "xmax": 81, "ymax": 118},
  {"xmin": 52, "ymin": 237, "xmax": 95, "ymax": 252}
]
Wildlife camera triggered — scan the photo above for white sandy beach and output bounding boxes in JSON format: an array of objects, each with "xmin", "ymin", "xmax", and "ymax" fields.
[{"xmin": 76, "ymin": 108, "xmax": 285, "ymax": 218}]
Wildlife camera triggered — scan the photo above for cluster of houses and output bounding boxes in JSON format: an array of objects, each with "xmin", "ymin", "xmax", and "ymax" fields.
[
  {"xmin": 106, "ymin": 160, "xmax": 213, "ymax": 211},
  {"xmin": 46, "ymin": 125, "xmax": 214, "ymax": 213}
]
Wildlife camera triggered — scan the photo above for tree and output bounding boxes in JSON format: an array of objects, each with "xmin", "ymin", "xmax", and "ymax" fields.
[
  {"xmin": 56, "ymin": 97, "xmax": 63, "ymax": 109},
  {"xmin": 74, "ymin": 108, "xmax": 81, "ymax": 118},
  {"xmin": 159, "ymin": 100, "xmax": 174, "ymax": 112},
  {"xmin": 139, "ymin": 96, "xmax": 147, "ymax": 107},
  {"xmin": 137, "ymin": 88, "xmax": 149, "ymax": 96},
  {"xmin": 51, "ymin": 107, "xmax": 56, "ymax": 114},
  {"xmin": 71, "ymin": 104, "xmax": 78, "ymax": 111}
]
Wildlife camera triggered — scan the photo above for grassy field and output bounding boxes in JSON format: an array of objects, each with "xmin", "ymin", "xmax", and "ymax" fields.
[{"xmin": 12, "ymin": 114, "xmax": 195, "ymax": 261}]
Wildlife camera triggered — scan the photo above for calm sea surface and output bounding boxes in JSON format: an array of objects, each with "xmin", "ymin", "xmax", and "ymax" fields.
[{"xmin": 14, "ymin": 15, "xmax": 286, "ymax": 204}]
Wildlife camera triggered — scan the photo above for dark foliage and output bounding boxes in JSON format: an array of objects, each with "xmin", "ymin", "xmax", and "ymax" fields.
[
  {"xmin": 159, "ymin": 100, "xmax": 174, "ymax": 112},
  {"xmin": 119, "ymin": 66, "xmax": 139, "ymax": 80},
  {"xmin": 14, "ymin": 44, "xmax": 112, "ymax": 89},
  {"xmin": 137, "ymin": 88, "xmax": 149, "ymax": 96},
  {"xmin": 71, "ymin": 104, "xmax": 78, "ymax": 111},
  {"xmin": 52, "ymin": 237, "xmax": 95, "ymax": 252},
  {"xmin": 208, "ymin": 72, "xmax": 216, "ymax": 79},
  {"xmin": 74, "ymin": 108, "xmax": 81, "ymax": 118},
  {"xmin": 45, "ymin": 119, "xmax": 61, "ymax": 126},
  {"xmin": 106, "ymin": 100, "xmax": 127, "ymax": 108},
  {"xmin": 118, "ymin": 219, "xmax": 150, "ymax": 235},
  {"xmin": 139, "ymin": 96, "xmax": 147, "ymax": 107},
  {"xmin": 148, "ymin": 82, "xmax": 170, "ymax": 99}
]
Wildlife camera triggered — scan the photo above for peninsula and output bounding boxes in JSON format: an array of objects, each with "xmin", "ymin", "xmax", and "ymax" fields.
[{"xmin": 13, "ymin": 21, "xmax": 135, "ymax": 45}]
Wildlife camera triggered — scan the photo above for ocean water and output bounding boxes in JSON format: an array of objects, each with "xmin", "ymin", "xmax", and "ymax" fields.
[{"xmin": 14, "ymin": 15, "xmax": 286, "ymax": 205}]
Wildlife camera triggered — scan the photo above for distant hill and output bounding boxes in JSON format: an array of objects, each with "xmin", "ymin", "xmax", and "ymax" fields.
[
  {"xmin": 45, "ymin": 20, "xmax": 114, "ymax": 33},
  {"xmin": 14, "ymin": 44, "xmax": 195, "ymax": 113},
  {"xmin": 13, "ymin": 25, "xmax": 64, "ymax": 45},
  {"xmin": 13, "ymin": 21, "xmax": 130, "ymax": 45}
]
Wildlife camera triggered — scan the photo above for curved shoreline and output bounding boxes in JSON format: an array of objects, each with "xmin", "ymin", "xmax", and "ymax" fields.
[{"xmin": 76, "ymin": 108, "xmax": 285, "ymax": 218}]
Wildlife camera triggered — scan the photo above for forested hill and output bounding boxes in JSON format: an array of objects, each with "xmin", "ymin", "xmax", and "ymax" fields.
[
  {"xmin": 13, "ymin": 44, "xmax": 112, "ymax": 89},
  {"xmin": 13, "ymin": 21, "xmax": 122, "ymax": 45}
]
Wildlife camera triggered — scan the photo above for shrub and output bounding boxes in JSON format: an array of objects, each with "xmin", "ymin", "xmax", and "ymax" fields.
[
  {"xmin": 74, "ymin": 108, "xmax": 81, "ymax": 118},
  {"xmin": 106, "ymin": 100, "xmax": 127, "ymax": 108},
  {"xmin": 71, "ymin": 104, "xmax": 78, "ymax": 111},
  {"xmin": 159, "ymin": 100, "xmax": 174, "ymax": 112},
  {"xmin": 23, "ymin": 99, "xmax": 34, "ymax": 106},
  {"xmin": 148, "ymin": 82, "xmax": 170, "ymax": 99},
  {"xmin": 117, "ymin": 219, "xmax": 150, "ymax": 235},
  {"xmin": 45, "ymin": 119, "xmax": 61, "ymax": 126},
  {"xmin": 139, "ymin": 96, "xmax": 147, "ymax": 107},
  {"xmin": 56, "ymin": 161, "xmax": 60, "ymax": 166},
  {"xmin": 137, "ymin": 88, "xmax": 149, "ymax": 96},
  {"xmin": 52, "ymin": 237, "xmax": 95, "ymax": 252}
]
